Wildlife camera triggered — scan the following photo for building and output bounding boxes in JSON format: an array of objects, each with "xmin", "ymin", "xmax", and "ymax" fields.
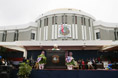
[{"xmin": 0, "ymin": 8, "xmax": 118, "ymax": 58}]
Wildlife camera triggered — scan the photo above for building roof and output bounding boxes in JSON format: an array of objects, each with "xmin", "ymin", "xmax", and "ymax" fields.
[
  {"xmin": 0, "ymin": 40, "xmax": 114, "ymax": 51},
  {"xmin": 0, "ymin": 22, "xmax": 37, "ymax": 31},
  {"xmin": 36, "ymin": 8, "xmax": 96, "ymax": 21},
  {"xmin": 94, "ymin": 20, "xmax": 118, "ymax": 28},
  {"xmin": 0, "ymin": 40, "xmax": 112, "ymax": 46}
]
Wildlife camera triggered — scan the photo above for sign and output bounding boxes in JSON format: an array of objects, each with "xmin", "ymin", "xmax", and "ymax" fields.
[{"xmin": 52, "ymin": 55, "xmax": 60, "ymax": 63}]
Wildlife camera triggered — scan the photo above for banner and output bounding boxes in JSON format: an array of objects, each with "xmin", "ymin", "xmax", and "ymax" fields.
[{"xmin": 58, "ymin": 24, "xmax": 71, "ymax": 37}]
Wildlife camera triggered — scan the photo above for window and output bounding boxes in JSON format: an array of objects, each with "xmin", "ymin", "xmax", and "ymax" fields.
[
  {"xmin": 62, "ymin": 15, "xmax": 64, "ymax": 24},
  {"xmin": 40, "ymin": 20, "xmax": 42, "ymax": 27},
  {"xmin": 55, "ymin": 16, "xmax": 57, "ymax": 24},
  {"xmin": 114, "ymin": 32, "xmax": 117, "ymax": 40},
  {"xmin": 52, "ymin": 16, "xmax": 54, "ymax": 25},
  {"xmin": 31, "ymin": 33, "xmax": 35, "ymax": 40},
  {"xmin": 65, "ymin": 15, "xmax": 67, "ymax": 24},
  {"xmin": 81, "ymin": 17, "xmax": 84, "ymax": 25},
  {"xmin": 114, "ymin": 28, "xmax": 118, "ymax": 40},
  {"xmin": 62, "ymin": 15, "xmax": 68, "ymax": 24},
  {"xmin": 2, "ymin": 31, "xmax": 7, "ymax": 42},
  {"xmin": 88, "ymin": 19, "xmax": 91, "ymax": 27},
  {"xmin": 96, "ymin": 32, "xmax": 100, "ymax": 39},
  {"xmin": 44, "ymin": 18, "xmax": 48, "ymax": 26},
  {"xmin": 84, "ymin": 18, "xmax": 86, "ymax": 25},
  {"xmin": 72, "ymin": 16, "xmax": 74, "ymax": 24},
  {"xmin": 14, "ymin": 30, "xmax": 19, "ymax": 41},
  {"xmin": 52, "ymin": 16, "xmax": 57, "ymax": 24},
  {"xmin": 75, "ymin": 16, "xmax": 77, "ymax": 24},
  {"xmin": 44, "ymin": 18, "xmax": 46, "ymax": 26},
  {"xmin": 47, "ymin": 18, "xmax": 48, "ymax": 26}
]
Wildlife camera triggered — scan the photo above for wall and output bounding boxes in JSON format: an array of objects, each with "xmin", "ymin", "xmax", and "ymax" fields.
[
  {"xmin": 18, "ymin": 30, "xmax": 32, "ymax": 41},
  {"xmin": 0, "ymin": 32, "xmax": 3, "ymax": 42},
  {"xmin": 6, "ymin": 31, "xmax": 14, "ymax": 42},
  {"xmin": 100, "ymin": 29, "xmax": 115, "ymax": 40},
  {"xmin": 37, "ymin": 13, "xmax": 94, "ymax": 41}
]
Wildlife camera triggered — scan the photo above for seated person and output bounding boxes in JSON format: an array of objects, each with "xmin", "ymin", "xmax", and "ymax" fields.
[
  {"xmin": 107, "ymin": 61, "xmax": 112, "ymax": 70},
  {"xmin": 73, "ymin": 60, "xmax": 79, "ymax": 69},
  {"xmin": 87, "ymin": 60, "xmax": 93, "ymax": 69},
  {"xmin": 78, "ymin": 59, "xmax": 82, "ymax": 69},
  {"xmin": 81, "ymin": 59, "xmax": 85, "ymax": 69},
  {"xmin": 1, "ymin": 58, "xmax": 5, "ymax": 65}
]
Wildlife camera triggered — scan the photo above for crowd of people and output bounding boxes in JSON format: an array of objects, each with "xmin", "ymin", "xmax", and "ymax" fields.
[
  {"xmin": 77, "ymin": 58, "xmax": 100, "ymax": 69},
  {"xmin": 0, "ymin": 58, "xmax": 12, "ymax": 66},
  {"xmin": 0, "ymin": 51, "xmax": 117, "ymax": 70}
]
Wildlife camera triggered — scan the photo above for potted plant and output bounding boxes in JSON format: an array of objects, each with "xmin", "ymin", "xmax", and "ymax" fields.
[
  {"xmin": 17, "ymin": 62, "xmax": 32, "ymax": 78},
  {"xmin": 65, "ymin": 56, "xmax": 75, "ymax": 70},
  {"xmin": 37, "ymin": 52, "xmax": 46, "ymax": 70}
]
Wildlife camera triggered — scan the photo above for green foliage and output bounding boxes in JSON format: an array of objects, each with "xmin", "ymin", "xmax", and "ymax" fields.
[
  {"xmin": 66, "ymin": 59, "xmax": 75, "ymax": 65},
  {"xmin": 38, "ymin": 54, "xmax": 47, "ymax": 64},
  {"xmin": 17, "ymin": 62, "xmax": 32, "ymax": 78}
]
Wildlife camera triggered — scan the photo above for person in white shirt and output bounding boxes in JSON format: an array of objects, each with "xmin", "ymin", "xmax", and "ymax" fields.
[{"xmin": 87, "ymin": 60, "xmax": 93, "ymax": 69}]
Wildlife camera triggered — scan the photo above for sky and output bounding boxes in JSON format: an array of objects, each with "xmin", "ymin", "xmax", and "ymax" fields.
[{"xmin": 0, "ymin": 0, "xmax": 118, "ymax": 26}]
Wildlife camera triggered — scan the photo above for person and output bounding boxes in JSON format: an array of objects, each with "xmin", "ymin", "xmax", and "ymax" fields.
[
  {"xmin": 92, "ymin": 58, "xmax": 97, "ymax": 69},
  {"xmin": 1, "ymin": 58, "xmax": 5, "ymax": 65},
  {"xmin": 52, "ymin": 44, "xmax": 60, "ymax": 50},
  {"xmin": 81, "ymin": 59, "xmax": 85, "ymax": 69},
  {"xmin": 87, "ymin": 59, "xmax": 93, "ymax": 69},
  {"xmin": 37, "ymin": 51, "xmax": 46, "ymax": 70},
  {"xmin": 69, "ymin": 52, "xmax": 73, "ymax": 57},
  {"xmin": 66, "ymin": 52, "xmax": 75, "ymax": 70},
  {"xmin": 66, "ymin": 52, "xmax": 74, "ymax": 62},
  {"xmin": 78, "ymin": 59, "xmax": 82, "ymax": 69},
  {"xmin": 107, "ymin": 61, "xmax": 112, "ymax": 70},
  {"xmin": 29, "ymin": 57, "xmax": 34, "ymax": 67},
  {"xmin": 85, "ymin": 59, "xmax": 89, "ymax": 69},
  {"xmin": 34, "ymin": 62, "xmax": 39, "ymax": 70}
]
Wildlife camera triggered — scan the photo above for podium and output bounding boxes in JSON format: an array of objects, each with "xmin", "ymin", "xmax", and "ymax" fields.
[{"xmin": 45, "ymin": 50, "xmax": 66, "ymax": 69}]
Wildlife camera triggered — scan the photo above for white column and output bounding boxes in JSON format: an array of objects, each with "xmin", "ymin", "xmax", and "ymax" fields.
[
  {"xmin": 75, "ymin": 24, "xmax": 78, "ymax": 39},
  {"xmin": 72, "ymin": 24, "xmax": 75, "ymax": 39},
  {"xmin": 82, "ymin": 25, "xmax": 84, "ymax": 40},
  {"xmin": 23, "ymin": 50, "xmax": 27, "ymax": 59},
  {"xmin": 44, "ymin": 27, "xmax": 46, "ymax": 40},
  {"xmin": 55, "ymin": 25, "xmax": 57, "ymax": 39},
  {"xmin": 90, "ymin": 20, "xmax": 93, "ymax": 40},
  {"xmin": 46, "ymin": 26, "xmax": 48, "ymax": 40},
  {"xmin": 89, "ymin": 27, "xmax": 92, "ymax": 40},
  {"xmin": 39, "ymin": 28, "xmax": 41, "ymax": 41},
  {"xmin": 84, "ymin": 26, "xmax": 87, "ymax": 40},
  {"xmin": 52, "ymin": 25, "xmax": 55, "ymax": 39}
]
